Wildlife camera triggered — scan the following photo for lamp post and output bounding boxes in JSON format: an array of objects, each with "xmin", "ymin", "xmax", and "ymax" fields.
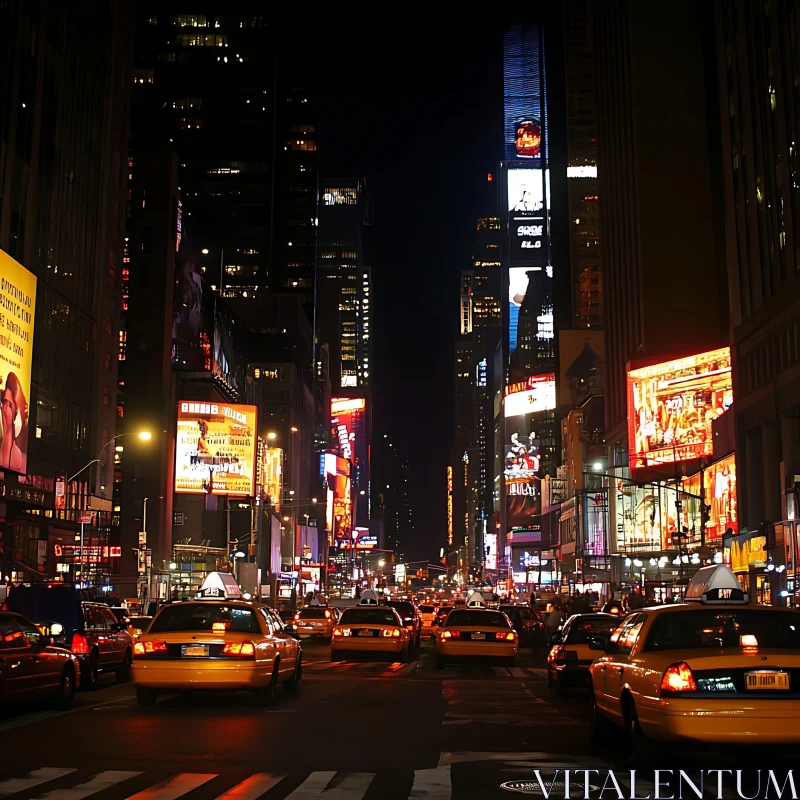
[{"xmin": 68, "ymin": 429, "xmax": 151, "ymax": 587}]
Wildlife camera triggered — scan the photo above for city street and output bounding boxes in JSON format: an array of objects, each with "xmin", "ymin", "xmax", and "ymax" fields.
[{"xmin": 0, "ymin": 642, "xmax": 603, "ymax": 799}]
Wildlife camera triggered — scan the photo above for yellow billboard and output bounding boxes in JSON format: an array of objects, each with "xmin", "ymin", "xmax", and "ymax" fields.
[
  {"xmin": 0, "ymin": 250, "xmax": 37, "ymax": 474},
  {"xmin": 175, "ymin": 401, "xmax": 258, "ymax": 495}
]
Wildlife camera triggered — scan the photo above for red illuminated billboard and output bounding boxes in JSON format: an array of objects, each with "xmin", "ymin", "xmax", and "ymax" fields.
[{"xmin": 627, "ymin": 348, "xmax": 732, "ymax": 470}]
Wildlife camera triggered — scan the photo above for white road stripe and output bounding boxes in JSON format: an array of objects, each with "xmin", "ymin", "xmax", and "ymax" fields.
[
  {"xmin": 286, "ymin": 772, "xmax": 373, "ymax": 799},
  {"xmin": 409, "ymin": 765, "xmax": 451, "ymax": 799},
  {"xmin": 33, "ymin": 771, "xmax": 141, "ymax": 800},
  {"xmin": 491, "ymin": 667, "xmax": 510, "ymax": 676},
  {"xmin": 0, "ymin": 769, "xmax": 77, "ymax": 798},
  {"xmin": 355, "ymin": 662, "xmax": 380, "ymax": 669},
  {"xmin": 215, "ymin": 774, "xmax": 286, "ymax": 800},
  {"xmin": 125, "ymin": 773, "xmax": 216, "ymax": 800},
  {"xmin": 508, "ymin": 668, "xmax": 526, "ymax": 677},
  {"xmin": 526, "ymin": 668, "xmax": 548, "ymax": 677}
]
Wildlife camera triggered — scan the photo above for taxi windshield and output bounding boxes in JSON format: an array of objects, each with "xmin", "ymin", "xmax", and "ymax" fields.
[
  {"xmin": 340, "ymin": 608, "xmax": 399, "ymax": 626},
  {"xmin": 644, "ymin": 609, "xmax": 800, "ymax": 651},
  {"xmin": 445, "ymin": 610, "xmax": 510, "ymax": 628},
  {"xmin": 149, "ymin": 604, "xmax": 261, "ymax": 634},
  {"xmin": 565, "ymin": 616, "xmax": 619, "ymax": 643}
]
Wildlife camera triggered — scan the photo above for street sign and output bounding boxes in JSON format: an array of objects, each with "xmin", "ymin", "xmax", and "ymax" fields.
[
  {"xmin": 78, "ymin": 511, "xmax": 93, "ymax": 524},
  {"xmin": 138, "ymin": 531, "xmax": 147, "ymax": 545},
  {"xmin": 173, "ymin": 510, "xmax": 185, "ymax": 526}
]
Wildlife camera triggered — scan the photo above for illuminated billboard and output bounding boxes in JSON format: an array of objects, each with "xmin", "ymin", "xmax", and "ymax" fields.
[
  {"xmin": 503, "ymin": 24, "xmax": 547, "ymax": 163},
  {"xmin": 484, "ymin": 532, "xmax": 498, "ymax": 571},
  {"xmin": 324, "ymin": 452, "xmax": 352, "ymax": 540},
  {"xmin": 504, "ymin": 374, "xmax": 556, "ymax": 417},
  {"xmin": 261, "ymin": 446, "xmax": 282, "ymax": 511},
  {"xmin": 330, "ymin": 397, "xmax": 368, "ymax": 520},
  {"xmin": 508, "ymin": 169, "xmax": 548, "ymax": 266},
  {"xmin": 681, "ymin": 453, "xmax": 737, "ymax": 542},
  {"xmin": 447, "ymin": 465, "xmax": 453, "ymax": 546},
  {"xmin": 175, "ymin": 402, "xmax": 258, "ymax": 495},
  {"xmin": 509, "ymin": 265, "xmax": 552, "ymax": 358},
  {"xmin": 0, "ymin": 249, "xmax": 37, "ymax": 474},
  {"xmin": 627, "ymin": 347, "xmax": 733, "ymax": 469}
]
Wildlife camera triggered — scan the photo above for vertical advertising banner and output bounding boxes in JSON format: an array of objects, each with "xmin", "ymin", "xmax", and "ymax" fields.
[
  {"xmin": 262, "ymin": 446, "xmax": 283, "ymax": 511},
  {"xmin": 175, "ymin": 401, "xmax": 258, "ymax": 495},
  {"xmin": 324, "ymin": 452, "xmax": 352, "ymax": 540},
  {"xmin": 447, "ymin": 465, "xmax": 453, "ymax": 546},
  {"xmin": 0, "ymin": 250, "xmax": 37, "ymax": 474}
]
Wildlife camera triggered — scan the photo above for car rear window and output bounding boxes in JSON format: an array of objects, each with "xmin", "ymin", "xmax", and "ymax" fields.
[
  {"xmin": 128, "ymin": 617, "xmax": 151, "ymax": 629},
  {"xmin": 644, "ymin": 609, "xmax": 800, "ymax": 652},
  {"xmin": 419, "ymin": 606, "xmax": 435, "ymax": 613},
  {"xmin": 565, "ymin": 616, "xmax": 619, "ymax": 643},
  {"xmin": 149, "ymin": 604, "xmax": 261, "ymax": 634},
  {"xmin": 298, "ymin": 608, "xmax": 328, "ymax": 619},
  {"xmin": 340, "ymin": 608, "xmax": 399, "ymax": 626},
  {"xmin": 445, "ymin": 610, "xmax": 511, "ymax": 628}
]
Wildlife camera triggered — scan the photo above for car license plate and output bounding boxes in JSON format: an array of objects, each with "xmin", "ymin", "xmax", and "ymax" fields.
[
  {"xmin": 182, "ymin": 644, "xmax": 209, "ymax": 657},
  {"xmin": 746, "ymin": 671, "xmax": 790, "ymax": 690},
  {"xmin": 473, "ymin": 632, "xmax": 486, "ymax": 640}
]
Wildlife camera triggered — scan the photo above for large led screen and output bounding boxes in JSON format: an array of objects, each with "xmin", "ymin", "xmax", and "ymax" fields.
[
  {"xmin": 175, "ymin": 402, "xmax": 257, "ymax": 495},
  {"xmin": 504, "ymin": 405, "xmax": 543, "ymax": 531},
  {"xmin": 508, "ymin": 265, "xmax": 552, "ymax": 358},
  {"xmin": 504, "ymin": 24, "xmax": 547, "ymax": 163},
  {"xmin": 504, "ymin": 374, "xmax": 556, "ymax": 417},
  {"xmin": 324, "ymin": 452, "xmax": 352, "ymax": 540},
  {"xmin": 508, "ymin": 169, "xmax": 548, "ymax": 267},
  {"xmin": 0, "ymin": 249, "xmax": 37, "ymax": 474},
  {"xmin": 627, "ymin": 347, "xmax": 733, "ymax": 469}
]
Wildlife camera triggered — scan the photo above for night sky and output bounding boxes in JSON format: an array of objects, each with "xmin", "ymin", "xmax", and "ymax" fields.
[{"xmin": 319, "ymin": 18, "xmax": 505, "ymax": 561}]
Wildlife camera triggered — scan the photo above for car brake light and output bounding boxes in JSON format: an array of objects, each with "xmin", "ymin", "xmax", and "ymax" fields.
[
  {"xmin": 71, "ymin": 633, "xmax": 90, "ymax": 654},
  {"xmin": 333, "ymin": 626, "xmax": 345, "ymax": 637},
  {"xmin": 222, "ymin": 641, "xmax": 256, "ymax": 657},
  {"xmin": 325, "ymin": 610, "xmax": 332, "ymax": 619},
  {"xmin": 661, "ymin": 662, "xmax": 697, "ymax": 692},
  {"xmin": 294, "ymin": 613, "xmax": 301, "ymax": 621},
  {"xmin": 442, "ymin": 630, "xmax": 461, "ymax": 639},
  {"xmin": 502, "ymin": 631, "xmax": 516, "ymax": 641},
  {"xmin": 133, "ymin": 640, "xmax": 167, "ymax": 656},
  {"xmin": 551, "ymin": 647, "xmax": 566, "ymax": 664},
  {"xmin": 382, "ymin": 628, "xmax": 401, "ymax": 638}
]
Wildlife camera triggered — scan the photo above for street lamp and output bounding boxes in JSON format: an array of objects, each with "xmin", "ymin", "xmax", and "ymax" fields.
[
  {"xmin": 68, "ymin": 429, "xmax": 153, "ymax": 484},
  {"xmin": 267, "ymin": 432, "xmax": 277, "ymax": 441}
]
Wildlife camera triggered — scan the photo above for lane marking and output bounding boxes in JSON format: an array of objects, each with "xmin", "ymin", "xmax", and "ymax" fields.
[
  {"xmin": 285, "ymin": 772, "xmax": 373, "ymax": 799},
  {"xmin": 409, "ymin": 765, "xmax": 451, "ymax": 799},
  {"xmin": 508, "ymin": 668, "xmax": 526, "ymax": 677},
  {"xmin": 125, "ymin": 773, "xmax": 217, "ymax": 800},
  {"xmin": 215, "ymin": 774, "xmax": 287, "ymax": 800},
  {"xmin": 491, "ymin": 667, "xmax": 511, "ymax": 676},
  {"xmin": 33, "ymin": 771, "xmax": 141, "ymax": 800},
  {"xmin": 0, "ymin": 770, "xmax": 77, "ymax": 798}
]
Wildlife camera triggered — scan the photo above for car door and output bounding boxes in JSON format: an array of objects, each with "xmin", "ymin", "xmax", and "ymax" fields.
[
  {"xmin": 16, "ymin": 616, "xmax": 61, "ymax": 693},
  {"xmin": 601, "ymin": 613, "xmax": 647, "ymax": 718},
  {"xmin": 0, "ymin": 614, "xmax": 36, "ymax": 699},
  {"xmin": 84, "ymin": 605, "xmax": 112, "ymax": 669},
  {"xmin": 268, "ymin": 609, "xmax": 299, "ymax": 670},
  {"xmin": 258, "ymin": 609, "xmax": 289, "ymax": 676},
  {"xmin": 100, "ymin": 607, "xmax": 126, "ymax": 667}
]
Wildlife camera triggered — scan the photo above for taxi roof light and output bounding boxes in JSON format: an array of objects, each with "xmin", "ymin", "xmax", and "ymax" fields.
[
  {"xmin": 684, "ymin": 564, "xmax": 749, "ymax": 605},
  {"xmin": 661, "ymin": 662, "xmax": 697, "ymax": 692}
]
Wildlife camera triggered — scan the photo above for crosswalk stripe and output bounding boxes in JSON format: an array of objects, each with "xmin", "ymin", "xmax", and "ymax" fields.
[
  {"xmin": 387, "ymin": 662, "xmax": 406, "ymax": 671},
  {"xmin": 125, "ymin": 773, "xmax": 217, "ymax": 800},
  {"xmin": 215, "ymin": 774, "xmax": 286, "ymax": 800},
  {"xmin": 33, "ymin": 771, "xmax": 142, "ymax": 800},
  {"xmin": 508, "ymin": 668, "xmax": 526, "ymax": 677},
  {"xmin": 0, "ymin": 770, "xmax": 77, "ymax": 798},
  {"xmin": 491, "ymin": 667, "xmax": 510, "ymax": 676},
  {"xmin": 409, "ymin": 765, "xmax": 451, "ymax": 799},
  {"xmin": 355, "ymin": 662, "xmax": 380, "ymax": 669},
  {"xmin": 286, "ymin": 772, "xmax": 373, "ymax": 799}
]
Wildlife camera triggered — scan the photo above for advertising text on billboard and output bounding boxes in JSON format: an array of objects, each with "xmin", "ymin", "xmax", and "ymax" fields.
[
  {"xmin": 504, "ymin": 373, "xmax": 556, "ymax": 417},
  {"xmin": 175, "ymin": 402, "xmax": 258, "ymax": 495},
  {"xmin": 0, "ymin": 250, "xmax": 37, "ymax": 474},
  {"xmin": 261, "ymin": 445, "xmax": 282, "ymax": 511}
]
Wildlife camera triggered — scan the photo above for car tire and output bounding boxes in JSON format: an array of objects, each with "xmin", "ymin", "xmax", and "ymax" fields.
[
  {"xmin": 116, "ymin": 649, "xmax": 132, "ymax": 683},
  {"xmin": 624, "ymin": 699, "xmax": 652, "ymax": 767},
  {"xmin": 82, "ymin": 651, "xmax": 99, "ymax": 691},
  {"xmin": 55, "ymin": 666, "xmax": 76, "ymax": 709},
  {"xmin": 435, "ymin": 657, "xmax": 446, "ymax": 670},
  {"xmin": 285, "ymin": 658, "xmax": 302, "ymax": 695},
  {"xmin": 590, "ymin": 692, "xmax": 614, "ymax": 743},
  {"xmin": 256, "ymin": 662, "xmax": 279, "ymax": 705},
  {"xmin": 136, "ymin": 687, "xmax": 158, "ymax": 706}
]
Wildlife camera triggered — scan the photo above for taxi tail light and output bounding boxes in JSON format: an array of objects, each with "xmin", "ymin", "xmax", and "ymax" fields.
[
  {"xmin": 551, "ymin": 646, "xmax": 566, "ymax": 664},
  {"xmin": 325, "ymin": 610, "xmax": 332, "ymax": 619},
  {"xmin": 382, "ymin": 628, "xmax": 401, "ymax": 638},
  {"xmin": 333, "ymin": 626, "xmax": 350, "ymax": 637},
  {"xmin": 661, "ymin": 662, "xmax": 697, "ymax": 692},
  {"xmin": 221, "ymin": 641, "xmax": 256, "ymax": 658},
  {"xmin": 442, "ymin": 630, "xmax": 460, "ymax": 639},
  {"xmin": 71, "ymin": 633, "xmax": 90, "ymax": 655},
  {"xmin": 133, "ymin": 640, "xmax": 168, "ymax": 657},
  {"xmin": 501, "ymin": 631, "xmax": 516, "ymax": 641}
]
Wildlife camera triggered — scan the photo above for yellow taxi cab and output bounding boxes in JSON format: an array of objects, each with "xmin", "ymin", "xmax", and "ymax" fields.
[
  {"xmin": 294, "ymin": 606, "xmax": 336, "ymax": 643},
  {"xmin": 418, "ymin": 603, "xmax": 437, "ymax": 637},
  {"xmin": 435, "ymin": 594, "xmax": 518, "ymax": 669},
  {"xmin": 589, "ymin": 564, "xmax": 800, "ymax": 761},
  {"xmin": 547, "ymin": 612, "xmax": 619, "ymax": 693},
  {"xmin": 331, "ymin": 605, "xmax": 411, "ymax": 662},
  {"xmin": 132, "ymin": 573, "xmax": 302, "ymax": 706}
]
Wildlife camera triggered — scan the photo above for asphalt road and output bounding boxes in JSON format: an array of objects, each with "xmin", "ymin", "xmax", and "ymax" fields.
[{"xmin": 1, "ymin": 641, "xmax": 794, "ymax": 798}]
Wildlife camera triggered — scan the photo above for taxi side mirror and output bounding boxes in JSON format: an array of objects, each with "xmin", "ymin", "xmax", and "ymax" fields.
[{"xmin": 588, "ymin": 636, "xmax": 608, "ymax": 651}]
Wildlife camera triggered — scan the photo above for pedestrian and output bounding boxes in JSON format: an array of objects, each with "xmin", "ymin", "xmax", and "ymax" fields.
[
  {"xmin": 629, "ymin": 587, "xmax": 645, "ymax": 610},
  {"xmin": 545, "ymin": 601, "xmax": 564, "ymax": 641}
]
